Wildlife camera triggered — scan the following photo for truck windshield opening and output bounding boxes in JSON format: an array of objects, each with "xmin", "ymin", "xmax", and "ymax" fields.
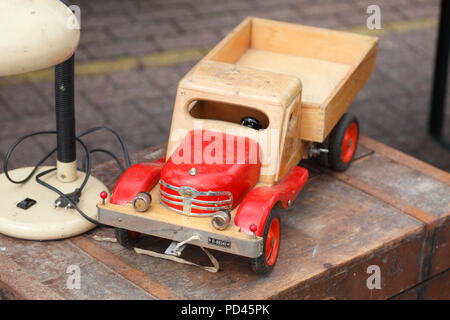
[{"xmin": 188, "ymin": 100, "xmax": 270, "ymax": 129}]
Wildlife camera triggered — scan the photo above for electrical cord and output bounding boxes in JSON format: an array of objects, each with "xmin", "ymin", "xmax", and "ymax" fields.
[
  {"xmin": 77, "ymin": 126, "xmax": 132, "ymax": 168},
  {"xmin": 2, "ymin": 126, "xmax": 132, "ymax": 228},
  {"xmin": 3, "ymin": 127, "xmax": 131, "ymax": 185},
  {"xmin": 89, "ymin": 149, "xmax": 126, "ymax": 172},
  {"xmin": 35, "ymin": 137, "xmax": 112, "ymax": 228},
  {"xmin": 3, "ymin": 131, "xmax": 58, "ymax": 184}
]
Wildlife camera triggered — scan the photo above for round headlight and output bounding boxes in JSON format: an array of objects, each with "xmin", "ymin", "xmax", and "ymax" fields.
[
  {"xmin": 132, "ymin": 192, "xmax": 152, "ymax": 212},
  {"xmin": 211, "ymin": 210, "xmax": 231, "ymax": 230}
]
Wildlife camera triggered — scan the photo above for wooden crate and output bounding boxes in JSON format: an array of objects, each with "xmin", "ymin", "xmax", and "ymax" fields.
[{"xmin": 0, "ymin": 137, "xmax": 448, "ymax": 300}]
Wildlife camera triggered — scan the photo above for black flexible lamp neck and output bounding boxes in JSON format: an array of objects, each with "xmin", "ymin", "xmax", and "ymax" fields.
[{"xmin": 55, "ymin": 54, "xmax": 76, "ymax": 163}]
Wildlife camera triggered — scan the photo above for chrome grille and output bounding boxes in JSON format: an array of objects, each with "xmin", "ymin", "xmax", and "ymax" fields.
[{"xmin": 159, "ymin": 179, "xmax": 232, "ymax": 216}]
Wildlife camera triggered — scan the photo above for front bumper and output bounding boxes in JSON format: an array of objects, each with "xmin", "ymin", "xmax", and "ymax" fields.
[{"xmin": 97, "ymin": 202, "xmax": 263, "ymax": 258}]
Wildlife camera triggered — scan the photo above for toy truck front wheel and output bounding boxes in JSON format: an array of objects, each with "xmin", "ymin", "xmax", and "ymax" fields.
[
  {"xmin": 115, "ymin": 228, "xmax": 141, "ymax": 248},
  {"xmin": 251, "ymin": 211, "xmax": 281, "ymax": 275}
]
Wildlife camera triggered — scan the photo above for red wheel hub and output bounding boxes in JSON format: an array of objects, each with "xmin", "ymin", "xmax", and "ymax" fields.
[
  {"xmin": 265, "ymin": 217, "xmax": 280, "ymax": 266},
  {"xmin": 341, "ymin": 122, "xmax": 358, "ymax": 163}
]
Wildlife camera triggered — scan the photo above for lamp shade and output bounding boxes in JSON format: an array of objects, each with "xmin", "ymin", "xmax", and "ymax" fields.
[{"xmin": 0, "ymin": 0, "xmax": 80, "ymax": 76}]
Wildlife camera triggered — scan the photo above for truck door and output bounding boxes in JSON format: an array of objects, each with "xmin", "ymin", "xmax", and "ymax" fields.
[{"xmin": 277, "ymin": 95, "xmax": 304, "ymax": 181}]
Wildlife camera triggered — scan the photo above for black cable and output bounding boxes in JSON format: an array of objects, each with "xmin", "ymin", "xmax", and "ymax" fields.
[
  {"xmin": 37, "ymin": 168, "xmax": 109, "ymax": 227},
  {"xmin": 3, "ymin": 131, "xmax": 58, "ymax": 184},
  {"xmin": 3, "ymin": 126, "xmax": 130, "ymax": 185},
  {"xmin": 34, "ymin": 137, "xmax": 110, "ymax": 228},
  {"xmin": 90, "ymin": 148, "xmax": 125, "ymax": 172},
  {"xmin": 1, "ymin": 126, "xmax": 131, "ymax": 228},
  {"xmin": 77, "ymin": 126, "xmax": 131, "ymax": 168},
  {"xmin": 2, "ymin": 131, "xmax": 90, "ymax": 191}
]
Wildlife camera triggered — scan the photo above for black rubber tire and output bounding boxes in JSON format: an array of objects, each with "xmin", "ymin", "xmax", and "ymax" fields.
[
  {"xmin": 251, "ymin": 211, "xmax": 281, "ymax": 275},
  {"xmin": 115, "ymin": 228, "xmax": 139, "ymax": 249},
  {"xmin": 328, "ymin": 113, "xmax": 359, "ymax": 172}
]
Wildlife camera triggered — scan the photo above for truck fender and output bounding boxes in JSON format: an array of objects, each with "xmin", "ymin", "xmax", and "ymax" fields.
[
  {"xmin": 234, "ymin": 166, "xmax": 309, "ymax": 236},
  {"xmin": 110, "ymin": 160, "xmax": 164, "ymax": 205}
]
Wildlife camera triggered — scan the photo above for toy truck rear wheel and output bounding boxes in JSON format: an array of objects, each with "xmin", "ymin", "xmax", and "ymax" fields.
[
  {"xmin": 317, "ymin": 113, "xmax": 359, "ymax": 172},
  {"xmin": 329, "ymin": 113, "xmax": 359, "ymax": 171},
  {"xmin": 251, "ymin": 211, "xmax": 281, "ymax": 275},
  {"xmin": 115, "ymin": 228, "xmax": 140, "ymax": 248}
]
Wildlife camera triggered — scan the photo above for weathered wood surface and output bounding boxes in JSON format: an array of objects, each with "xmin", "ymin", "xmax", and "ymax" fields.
[
  {"xmin": 393, "ymin": 269, "xmax": 450, "ymax": 300},
  {"xmin": 0, "ymin": 137, "xmax": 448, "ymax": 300}
]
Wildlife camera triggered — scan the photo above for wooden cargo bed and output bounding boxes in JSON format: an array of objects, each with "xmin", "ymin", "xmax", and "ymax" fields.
[{"xmin": 202, "ymin": 17, "xmax": 378, "ymax": 142}]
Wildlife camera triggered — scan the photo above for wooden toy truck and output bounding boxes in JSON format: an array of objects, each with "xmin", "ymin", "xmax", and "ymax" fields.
[{"xmin": 98, "ymin": 17, "xmax": 378, "ymax": 274}]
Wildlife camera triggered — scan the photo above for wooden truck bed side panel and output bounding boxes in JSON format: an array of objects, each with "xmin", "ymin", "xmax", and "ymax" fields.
[
  {"xmin": 251, "ymin": 17, "xmax": 376, "ymax": 65},
  {"xmin": 301, "ymin": 44, "xmax": 378, "ymax": 142},
  {"xmin": 322, "ymin": 44, "xmax": 378, "ymax": 141},
  {"xmin": 203, "ymin": 17, "xmax": 251, "ymax": 64}
]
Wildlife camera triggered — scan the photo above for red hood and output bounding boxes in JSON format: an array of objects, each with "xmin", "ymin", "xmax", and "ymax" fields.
[{"xmin": 160, "ymin": 130, "xmax": 261, "ymax": 210}]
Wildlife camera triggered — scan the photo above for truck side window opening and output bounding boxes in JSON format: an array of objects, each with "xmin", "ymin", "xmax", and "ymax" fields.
[{"xmin": 188, "ymin": 100, "xmax": 270, "ymax": 129}]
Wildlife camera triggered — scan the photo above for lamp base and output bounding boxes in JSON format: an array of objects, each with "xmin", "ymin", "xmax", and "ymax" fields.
[{"xmin": 0, "ymin": 166, "xmax": 108, "ymax": 240}]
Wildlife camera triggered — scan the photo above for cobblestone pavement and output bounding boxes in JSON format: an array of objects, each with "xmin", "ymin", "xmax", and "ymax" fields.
[{"xmin": 1, "ymin": 0, "xmax": 449, "ymax": 171}]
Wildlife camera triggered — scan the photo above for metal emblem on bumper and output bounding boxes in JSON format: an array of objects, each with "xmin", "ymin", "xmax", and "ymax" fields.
[{"xmin": 159, "ymin": 179, "xmax": 233, "ymax": 216}]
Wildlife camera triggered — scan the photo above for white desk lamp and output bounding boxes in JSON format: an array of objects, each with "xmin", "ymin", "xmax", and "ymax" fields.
[{"xmin": 0, "ymin": 0, "xmax": 108, "ymax": 240}]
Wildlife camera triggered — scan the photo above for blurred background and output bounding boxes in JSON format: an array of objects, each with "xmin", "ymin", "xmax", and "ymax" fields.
[{"xmin": 0, "ymin": 0, "xmax": 449, "ymax": 171}]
